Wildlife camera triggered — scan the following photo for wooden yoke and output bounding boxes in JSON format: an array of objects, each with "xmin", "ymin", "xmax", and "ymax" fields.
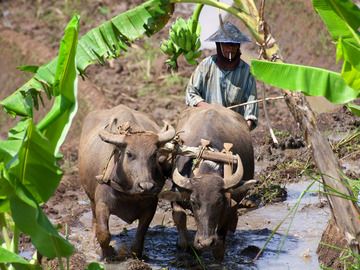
[
  {"xmin": 222, "ymin": 143, "xmax": 233, "ymax": 179},
  {"xmin": 162, "ymin": 141, "xmax": 239, "ymax": 164}
]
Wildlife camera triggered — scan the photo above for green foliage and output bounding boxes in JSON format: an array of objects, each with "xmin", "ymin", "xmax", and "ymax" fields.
[
  {"xmin": 85, "ymin": 262, "xmax": 105, "ymax": 270},
  {"xmin": 1, "ymin": 0, "xmax": 173, "ymax": 118},
  {"xmin": 347, "ymin": 102, "xmax": 360, "ymax": 115},
  {"xmin": 0, "ymin": 15, "xmax": 79, "ymax": 268},
  {"xmin": 313, "ymin": 0, "xmax": 360, "ymax": 89},
  {"xmin": 251, "ymin": 60, "xmax": 359, "ymax": 104},
  {"xmin": 161, "ymin": 4, "xmax": 203, "ymax": 69},
  {"xmin": 251, "ymin": 0, "xmax": 360, "ymax": 115},
  {"xmin": 0, "ymin": 247, "xmax": 30, "ymax": 264}
]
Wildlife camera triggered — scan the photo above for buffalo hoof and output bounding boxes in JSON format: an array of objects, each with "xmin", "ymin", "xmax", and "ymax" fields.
[
  {"xmin": 130, "ymin": 246, "xmax": 144, "ymax": 259},
  {"xmin": 212, "ymin": 244, "xmax": 225, "ymax": 261},
  {"xmin": 101, "ymin": 246, "xmax": 117, "ymax": 262},
  {"xmin": 176, "ymin": 239, "xmax": 191, "ymax": 251}
]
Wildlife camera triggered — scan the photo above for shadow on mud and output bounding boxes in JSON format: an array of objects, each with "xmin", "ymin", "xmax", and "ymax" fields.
[{"xmin": 108, "ymin": 226, "xmax": 297, "ymax": 270}]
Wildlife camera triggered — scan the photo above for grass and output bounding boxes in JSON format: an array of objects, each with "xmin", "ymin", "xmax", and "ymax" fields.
[
  {"xmin": 320, "ymin": 243, "xmax": 360, "ymax": 270},
  {"xmin": 120, "ymin": 39, "xmax": 188, "ymax": 98}
]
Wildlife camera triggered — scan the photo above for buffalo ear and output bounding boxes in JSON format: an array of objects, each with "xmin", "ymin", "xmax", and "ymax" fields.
[{"xmin": 158, "ymin": 191, "xmax": 183, "ymax": 201}]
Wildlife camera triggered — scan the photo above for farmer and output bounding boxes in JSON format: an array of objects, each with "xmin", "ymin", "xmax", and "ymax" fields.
[{"xmin": 185, "ymin": 22, "xmax": 258, "ymax": 130}]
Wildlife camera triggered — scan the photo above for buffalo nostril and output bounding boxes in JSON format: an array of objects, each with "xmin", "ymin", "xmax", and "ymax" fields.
[
  {"xmin": 138, "ymin": 182, "xmax": 154, "ymax": 191},
  {"xmin": 196, "ymin": 237, "xmax": 215, "ymax": 248}
]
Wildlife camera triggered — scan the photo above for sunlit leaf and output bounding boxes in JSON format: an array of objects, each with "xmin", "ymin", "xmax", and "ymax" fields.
[
  {"xmin": 6, "ymin": 119, "xmax": 62, "ymax": 203},
  {"xmin": 342, "ymin": 38, "xmax": 360, "ymax": 71},
  {"xmin": 347, "ymin": 102, "xmax": 360, "ymax": 116},
  {"xmin": 10, "ymin": 186, "xmax": 74, "ymax": 259},
  {"xmin": 251, "ymin": 60, "xmax": 359, "ymax": 104},
  {"xmin": 16, "ymin": 65, "xmax": 39, "ymax": 73},
  {"xmin": 0, "ymin": 247, "xmax": 29, "ymax": 264},
  {"xmin": 86, "ymin": 262, "xmax": 105, "ymax": 270},
  {"xmin": 37, "ymin": 15, "xmax": 79, "ymax": 155},
  {"xmin": 312, "ymin": 0, "xmax": 360, "ymax": 41},
  {"xmin": 341, "ymin": 60, "xmax": 360, "ymax": 89}
]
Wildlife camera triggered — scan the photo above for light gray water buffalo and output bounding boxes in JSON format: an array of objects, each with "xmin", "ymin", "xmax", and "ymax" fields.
[
  {"xmin": 162, "ymin": 104, "xmax": 255, "ymax": 260},
  {"xmin": 78, "ymin": 105, "xmax": 175, "ymax": 260}
]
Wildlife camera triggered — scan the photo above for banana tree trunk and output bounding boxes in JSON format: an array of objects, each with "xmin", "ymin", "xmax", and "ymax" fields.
[{"xmin": 285, "ymin": 92, "xmax": 360, "ymax": 257}]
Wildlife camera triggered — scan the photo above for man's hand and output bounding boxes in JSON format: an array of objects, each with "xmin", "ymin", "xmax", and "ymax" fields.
[{"xmin": 196, "ymin": 101, "xmax": 210, "ymax": 108}]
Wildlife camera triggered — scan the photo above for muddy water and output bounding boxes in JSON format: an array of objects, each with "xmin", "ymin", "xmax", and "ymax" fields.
[{"xmin": 72, "ymin": 181, "xmax": 329, "ymax": 269}]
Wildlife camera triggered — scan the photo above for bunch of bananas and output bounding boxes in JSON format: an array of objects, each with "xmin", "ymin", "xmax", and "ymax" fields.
[{"xmin": 160, "ymin": 17, "xmax": 202, "ymax": 69}]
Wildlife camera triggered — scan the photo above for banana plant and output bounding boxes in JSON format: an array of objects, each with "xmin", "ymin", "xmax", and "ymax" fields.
[
  {"xmin": 251, "ymin": 0, "xmax": 360, "ymax": 115},
  {"xmin": 0, "ymin": 15, "xmax": 79, "ymax": 269},
  {"xmin": 161, "ymin": 4, "xmax": 203, "ymax": 68}
]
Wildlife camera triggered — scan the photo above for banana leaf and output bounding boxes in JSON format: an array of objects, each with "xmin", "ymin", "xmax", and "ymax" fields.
[
  {"xmin": 10, "ymin": 186, "xmax": 74, "ymax": 259},
  {"xmin": 251, "ymin": 60, "xmax": 359, "ymax": 104},
  {"xmin": 339, "ymin": 38, "xmax": 360, "ymax": 71},
  {"xmin": 5, "ymin": 119, "xmax": 62, "ymax": 204},
  {"xmin": 347, "ymin": 102, "xmax": 360, "ymax": 116},
  {"xmin": 312, "ymin": 0, "xmax": 360, "ymax": 42},
  {"xmin": 0, "ymin": 0, "xmax": 173, "ymax": 117},
  {"xmin": 342, "ymin": 60, "xmax": 360, "ymax": 90},
  {"xmin": 313, "ymin": 0, "xmax": 360, "ymax": 87},
  {"xmin": 0, "ymin": 158, "xmax": 73, "ymax": 259},
  {"xmin": 37, "ymin": 15, "xmax": 79, "ymax": 155},
  {"xmin": 0, "ymin": 247, "xmax": 29, "ymax": 264}
]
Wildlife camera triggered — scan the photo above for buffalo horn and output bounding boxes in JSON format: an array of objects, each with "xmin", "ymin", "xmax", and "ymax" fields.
[
  {"xmin": 172, "ymin": 168, "xmax": 192, "ymax": 190},
  {"xmin": 99, "ymin": 130, "xmax": 126, "ymax": 145},
  {"xmin": 223, "ymin": 154, "xmax": 244, "ymax": 190},
  {"xmin": 157, "ymin": 121, "xmax": 176, "ymax": 143}
]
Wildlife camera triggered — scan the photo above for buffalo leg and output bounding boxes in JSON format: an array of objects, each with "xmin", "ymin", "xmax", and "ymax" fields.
[
  {"xmin": 131, "ymin": 200, "xmax": 157, "ymax": 258},
  {"xmin": 95, "ymin": 201, "xmax": 115, "ymax": 260},
  {"xmin": 213, "ymin": 226, "xmax": 227, "ymax": 261},
  {"xmin": 172, "ymin": 202, "xmax": 189, "ymax": 250}
]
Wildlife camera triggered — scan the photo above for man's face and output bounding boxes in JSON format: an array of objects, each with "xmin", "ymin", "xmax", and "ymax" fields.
[{"xmin": 220, "ymin": 43, "xmax": 240, "ymax": 61}]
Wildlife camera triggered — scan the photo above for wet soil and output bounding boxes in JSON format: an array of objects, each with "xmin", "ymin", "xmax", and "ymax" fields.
[{"xmin": 1, "ymin": 0, "xmax": 359, "ymax": 269}]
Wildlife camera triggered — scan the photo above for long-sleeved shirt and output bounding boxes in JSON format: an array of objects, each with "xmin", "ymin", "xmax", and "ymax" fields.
[{"xmin": 185, "ymin": 55, "xmax": 258, "ymax": 127}]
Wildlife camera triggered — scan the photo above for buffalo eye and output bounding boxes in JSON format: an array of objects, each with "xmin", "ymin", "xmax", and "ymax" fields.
[{"xmin": 126, "ymin": 151, "xmax": 135, "ymax": 160}]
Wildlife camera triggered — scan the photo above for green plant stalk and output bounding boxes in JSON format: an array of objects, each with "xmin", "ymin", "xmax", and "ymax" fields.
[
  {"xmin": 1, "ymin": 213, "xmax": 11, "ymax": 250},
  {"xmin": 190, "ymin": 246, "xmax": 206, "ymax": 270},
  {"xmin": 58, "ymin": 256, "xmax": 65, "ymax": 270},
  {"xmin": 0, "ymin": 263, "xmax": 7, "ymax": 270},
  {"xmin": 170, "ymin": 0, "xmax": 260, "ymax": 40},
  {"xmin": 65, "ymin": 223, "xmax": 70, "ymax": 270},
  {"xmin": 10, "ymin": 226, "xmax": 19, "ymax": 254},
  {"xmin": 255, "ymin": 180, "xmax": 316, "ymax": 260},
  {"xmin": 336, "ymin": 129, "xmax": 360, "ymax": 149},
  {"xmin": 192, "ymin": 4, "xmax": 203, "ymax": 22},
  {"xmin": 278, "ymin": 181, "xmax": 316, "ymax": 252}
]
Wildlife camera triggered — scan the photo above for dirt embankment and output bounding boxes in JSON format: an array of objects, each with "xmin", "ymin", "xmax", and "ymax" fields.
[{"xmin": 0, "ymin": 0, "xmax": 359, "ymax": 269}]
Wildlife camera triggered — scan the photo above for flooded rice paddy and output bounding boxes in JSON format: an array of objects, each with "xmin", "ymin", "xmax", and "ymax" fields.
[{"xmin": 71, "ymin": 181, "xmax": 329, "ymax": 269}]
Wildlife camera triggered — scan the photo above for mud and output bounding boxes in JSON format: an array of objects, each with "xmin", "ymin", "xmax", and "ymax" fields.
[{"xmin": 68, "ymin": 181, "xmax": 329, "ymax": 270}]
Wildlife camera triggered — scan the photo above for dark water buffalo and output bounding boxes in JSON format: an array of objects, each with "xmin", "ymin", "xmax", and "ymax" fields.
[
  {"xmin": 78, "ymin": 105, "xmax": 175, "ymax": 259},
  {"xmin": 163, "ymin": 104, "xmax": 255, "ymax": 260}
]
